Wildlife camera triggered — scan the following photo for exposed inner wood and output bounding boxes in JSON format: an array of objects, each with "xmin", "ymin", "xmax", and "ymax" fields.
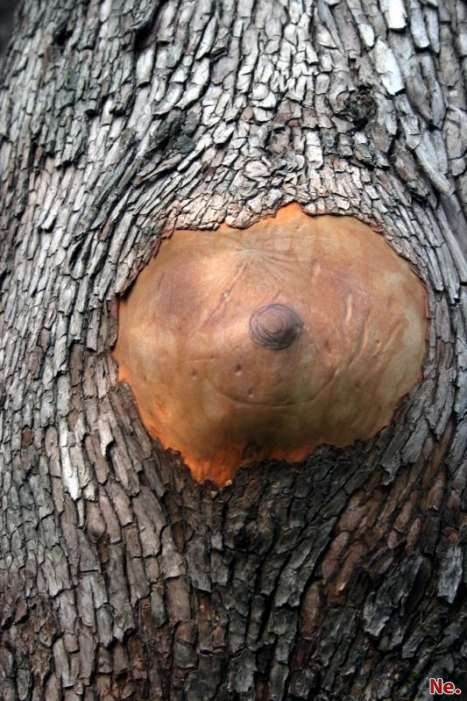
[{"xmin": 113, "ymin": 204, "xmax": 428, "ymax": 484}]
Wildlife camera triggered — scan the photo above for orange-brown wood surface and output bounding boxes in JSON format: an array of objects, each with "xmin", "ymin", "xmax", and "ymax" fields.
[{"xmin": 113, "ymin": 204, "xmax": 428, "ymax": 485}]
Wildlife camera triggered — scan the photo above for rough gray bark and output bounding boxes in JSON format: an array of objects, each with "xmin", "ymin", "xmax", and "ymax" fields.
[{"xmin": 0, "ymin": 1, "xmax": 466, "ymax": 700}]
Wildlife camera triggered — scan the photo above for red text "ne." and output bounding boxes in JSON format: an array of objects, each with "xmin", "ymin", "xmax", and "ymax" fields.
[{"xmin": 429, "ymin": 678, "xmax": 461, "ymax": 695}]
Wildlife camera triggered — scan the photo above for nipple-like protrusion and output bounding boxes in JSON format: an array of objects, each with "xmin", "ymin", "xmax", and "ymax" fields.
[{"xmin": 249, "ymin": 303, "xmax": 303, "ymax": 350}]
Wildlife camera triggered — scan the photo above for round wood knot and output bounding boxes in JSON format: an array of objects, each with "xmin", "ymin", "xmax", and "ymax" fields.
[{"xmin": 249, "ymin": 303, "xmax": 303, "ymax": 350}]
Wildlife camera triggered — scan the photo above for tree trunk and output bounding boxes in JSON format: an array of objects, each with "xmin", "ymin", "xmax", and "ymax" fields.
[{"xmin": 0, "ymin": 1, "xmax": 466, "ymax": 699}]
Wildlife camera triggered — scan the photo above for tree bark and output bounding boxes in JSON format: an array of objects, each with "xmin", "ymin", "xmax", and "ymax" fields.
[
  {"xmin": 0, "ymin": 1, "xmax": 16, "ymax": 56},
  {"xmin": 0, "ymin": 1, "xmax": 466, "ymax": 700}
]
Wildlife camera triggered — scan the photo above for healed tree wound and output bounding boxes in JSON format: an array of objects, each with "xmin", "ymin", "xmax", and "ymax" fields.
[{"xmin": 113, "ymin": 204, "xmax": 428, "ymax": 485}]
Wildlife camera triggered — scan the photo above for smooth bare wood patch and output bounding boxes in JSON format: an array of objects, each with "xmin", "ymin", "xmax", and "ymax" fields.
[{"xmin": 114, "ymin": 204, "xmax": 427, "ymax": 484}]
